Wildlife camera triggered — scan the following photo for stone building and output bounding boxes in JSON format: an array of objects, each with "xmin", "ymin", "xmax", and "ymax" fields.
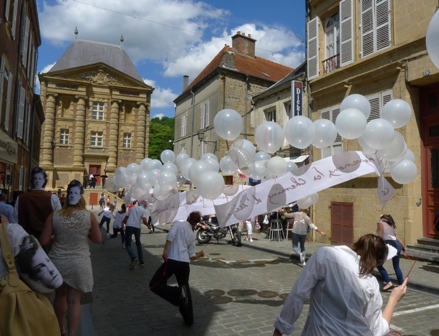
[
  {"xmin": 0, "ymin": 0, "xmax": 42, "ymax": 195},
  {"xmin": 306, "ymin": 0, "xmax": 439, "ymax": 246},
  {"xmin": 38, "ymin": 38, "xmax": 153, "ymax": 195},
  {"xmin": 173, "ymin": 32, "xmax": 292, "ymax": 184}
]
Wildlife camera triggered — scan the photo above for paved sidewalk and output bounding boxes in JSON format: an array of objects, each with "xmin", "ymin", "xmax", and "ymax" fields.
[{"xmin": 80, "ymin": 207, "xmax": 439, "ymax": 335}]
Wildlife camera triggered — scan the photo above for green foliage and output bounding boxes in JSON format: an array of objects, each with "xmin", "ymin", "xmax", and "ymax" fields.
[{"xmin": 148, "ymin": 116, "xmax": 175, "ymax": 160}]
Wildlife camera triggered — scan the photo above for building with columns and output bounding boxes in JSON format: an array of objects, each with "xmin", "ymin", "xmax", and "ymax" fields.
[{"xmin": 38, "ymin": 38, "xmax": 153, "ymax": 191}]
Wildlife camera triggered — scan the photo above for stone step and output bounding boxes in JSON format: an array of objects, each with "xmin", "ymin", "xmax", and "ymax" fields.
[
  {"xmin": 416, "ymin": 237, "xmax": 439, "ymax": 247},
  {"xmin": 405, "ymin": 247, "xmax": 439, "ymax": 263},
  {"xmin": 407, "ymin": 243, "xmax": 439, "ymax": 254}
]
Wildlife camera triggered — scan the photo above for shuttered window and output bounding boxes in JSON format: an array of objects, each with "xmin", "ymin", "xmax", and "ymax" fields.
[
  {"xmin": 181, "ymin": 115, "xmax": 187, "ymax": 137},
  {"xmin": 320, "ymin": 106, "xmax": 342, "ymax": 158},
  {"xmin": 340, "ymin": 0, "xmax": 353, "ymax": 66},
  {"xmin": 307, "ymin": 17, "xmax": 319, "ymax": 80},
  {"xmin": 17, "ymin": 86, "xmax": 25, "ymax": 139},
  {"xmin": 200, "ymin": 101, "xmax": 209, "ymax": 129},
  {"xmin": 361, "ymin": 0, "xmax": 391, "ymax": 58},
  {"xmin": 366, "ymin": 90, "xmax": 393, "ymax": 121}
]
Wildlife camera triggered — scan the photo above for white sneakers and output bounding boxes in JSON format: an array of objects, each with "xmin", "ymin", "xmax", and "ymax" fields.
[{"xmin": 300, "ymin": 252, "xmax": 306, "ymax": 266}]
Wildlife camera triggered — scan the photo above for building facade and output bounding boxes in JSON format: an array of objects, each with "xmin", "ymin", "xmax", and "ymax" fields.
[
  {"xmin": 173, "ymin": 32, "xmax": 293, "ymax": 184},
  {"xmin": 38, "ymin": 39, "xmax": 153, "ymax": 192},
  {"xmin": 306, "ymin": 0, "xmax": 439, "ymax": 245},
  {"xmin": 0, "ymin": 0, "xmax": 42, "ymax": 196}
]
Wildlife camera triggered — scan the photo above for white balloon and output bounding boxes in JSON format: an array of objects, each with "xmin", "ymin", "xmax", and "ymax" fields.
[
  {"xmin": 249, "ymin": 161, "xmax": 267, "ymax": 180},
  {"xmin": 201, "ymin": 153, "xmax": 218, "ymax": 162},
  {"xmin": 426, "ymin": 10, "xmax": 439, "ymax": 69},
  {"xmin": 340, "ymin": 94, "xmax": 371, "ymax": 119},
  {"xmin": 254, "ymin": 151, "xmax": 271, "ymax": 162},
  {"xmin": 376, "ymin": 131, "xmax": 406, "ymax": 160},
  {"xmin": 213, "ymin": 109, "xmax": 243, "ymax": 141},
  {"xmin": 136, "ymin": 173, "xmax": 150, "ymax": 189},
  {"xmin": 312, "ymin": 119, "xmax": 338, "ymax": 149},
  {"xmin": 158, "ymin": 171, "xmax": 177, "ymax": 190},
  {"xmin": 105, "ymin": 177, "xmax": 118, "ymax": 192},
  {"xmin": 146, "ymin": 159, "xmax": 162, "ymax": 172},
  {"xmin": 233, "ymin": 139, "xmax": 256, "ymax": 158},
  {"xmin": 176, "ymin": 153, "xmax": 189, "ymax": 168},
  {"xmin": 176, "ymin": 173, "xmax": 187, "ymax": 186},
  {"xmin": 358, "ymin": 134, "xmax": 376, "ymax": 154},
  {"xmin": 389, "ymin": 148, "xmax": 415, "ymax": 168},
  {"xmin": 140, "ymin": 158, "xmax": 152, "ymax": 171},
  {"xmin": 181, "ymin": 158, "xmax": 196, "ymax": 181},
  {"xmin": 335, "ymin": 108, "xmax": 367, "ymax": 140},
  {"xmin": 284, "ymin": 116, "xmax": 316, "ymax": 149},
  {"xmin": 188, "ymin": 160, "xmax": 214, "ymax": 186},
  {"xmin": 266, "ymin": 156, "xmax": 288, "ymax": 177},
  {"xmin": 203, "ymin": 157, "xmax": 219, "ymax": 172},
  {"xmin": 255, "ymin": 121, "xmax": 285, "ymax": 154},
  {"xmin": 127, "ymin": 163, "xmax": 141, "ymax": 177},
  {"xmin": 161, "ymin": 162, "xmax": 178, "ymax": 175},
  {"xmin": 286, "ymin": 161, "xmax": 298, "ymax": 172},
  {"xmin": 148, "ymin": 169, "xmax": 161, "ymax": 186},
  {"xmin": 228, "ymin": 145, "xmax": 254, "ymax": 169},
  {"xmin": 219, "ymin": 156, "xmax": 237, "ymax": 174},
  {"xmin": 309, "ymin": 193, "xmax": 319, "ymax": 205},
  {"xmin": 196, "ymin": 171, "xmax": 225, "ymax": 199},
  {"xmin": 382, "ymin": 99, "xmax": 412, "ymax": 129},
  {"xmin": 297, "ymin": 196, "xmax": 312, "ymax": 209},
  {"xmin": 390, "ymin": 159, "xmax": 417, "ymax": 184},
  {"xmin": 361, "ymin": 118, "xmax": 395, "ymax": 150},
  {"xmin": 160, "ymin": 149, "xmax": 175, "ymax": 163}
]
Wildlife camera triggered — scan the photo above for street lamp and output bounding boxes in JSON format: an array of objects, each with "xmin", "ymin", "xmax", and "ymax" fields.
[{"xmin": 197, "ymin": 130, "xmax": 217, "ymax": 153}]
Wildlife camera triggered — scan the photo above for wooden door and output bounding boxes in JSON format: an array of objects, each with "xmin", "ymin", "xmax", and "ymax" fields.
[
  {"xmin": 421, "ymin": 84, "xmax": 439, "ymax": 238},
  {"xmin": 89, "ymin": 192, "xmax": 98, "ymax": 207},
  {"xmin": 331, "ymin": 202, "xmax": 353, "ymax": 246},
  {"xmin": 89, "ymin": 165, "xmax": 101, "ymax": 186}
]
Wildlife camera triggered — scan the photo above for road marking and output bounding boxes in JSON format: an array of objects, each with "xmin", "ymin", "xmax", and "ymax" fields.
[{"xmin": 392, "ymin": 303, "xmax": 439, "ymax": 316}]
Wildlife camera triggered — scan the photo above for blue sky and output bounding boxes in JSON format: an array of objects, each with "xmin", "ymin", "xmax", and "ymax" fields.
[{"xmin": 36, "ymin": 0, "xmax": 306, "ymax": 119}]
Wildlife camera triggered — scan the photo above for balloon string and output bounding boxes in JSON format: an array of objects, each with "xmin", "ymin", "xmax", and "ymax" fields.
[
  {"xmin": 405, "ymin": 245, "xmax": 424, "ymax": 279},
  {"xmin": 147, "ymin": 259, "xmax": 169, "ymax": 292}
]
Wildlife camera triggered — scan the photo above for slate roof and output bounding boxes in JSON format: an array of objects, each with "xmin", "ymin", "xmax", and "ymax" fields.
[
  {"xmin": 178, "ymin": 45, "xmax": 293, "ymax": 98},
  {"xmin": 48, "ymin": 39, "xmax": 143, "ymax": 83},
  {"xmin": 253, "ymin": 61, "xmax": 306, "ymax": 100}
]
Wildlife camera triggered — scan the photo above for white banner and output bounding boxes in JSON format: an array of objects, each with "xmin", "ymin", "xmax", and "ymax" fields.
[
  {"xmin": 150, "ymin": 185, "xmax": 251, "ymax": 224},
  {"xmin": 214, "ymin": 151, "xmax": 381, "ymax": 227}
]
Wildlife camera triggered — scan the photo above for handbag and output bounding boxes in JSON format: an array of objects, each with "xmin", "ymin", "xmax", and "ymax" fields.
[{"xmin": 0, "ymin": 222, "xmax": 60, "ymax": 336}]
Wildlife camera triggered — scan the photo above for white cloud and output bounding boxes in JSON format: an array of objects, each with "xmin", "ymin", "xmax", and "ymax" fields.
[
  {"xmin": 35, "ymin": 62, "xmax": 56, "ymax": 93},
  {"xmin": 151, "ymin": 113, "xmax": 166, "ymax": 119},
  {"xmin": 143, "ymin": 78, "xmax": 177, "ymax": 110}
]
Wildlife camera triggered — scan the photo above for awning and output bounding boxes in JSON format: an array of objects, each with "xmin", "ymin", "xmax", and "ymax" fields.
[{"xmin": 284, "ymin": 155, "xmax": 309, "ymax": 163}]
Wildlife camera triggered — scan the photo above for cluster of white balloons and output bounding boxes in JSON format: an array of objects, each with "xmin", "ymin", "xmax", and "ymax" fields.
[{"xmin": 427, "ymin": 9, "xmax": 439, "ymax": 70}]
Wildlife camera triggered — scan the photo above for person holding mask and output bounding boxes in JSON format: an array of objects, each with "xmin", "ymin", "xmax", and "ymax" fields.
[
  {"xmin": 281, "ymin": 208, "xmax": 326, "ymax": 266},
  {"xmin": 14, "ymin": 167, "xmax": 62, "ymax": 239},
  {"xmin": 376, "ymin": 214, "xmax": 406, "ymax": 291},
  {"xmin": 40, "ymin": 180, "xmax": 102, "ymax": 336},
  {"xmin": 273, "ymin": 234, "xmax": 408, "ymax": 336},
  {"xmin": 149, "ymin": 211, "xmax": 205, "ymax": 326}
]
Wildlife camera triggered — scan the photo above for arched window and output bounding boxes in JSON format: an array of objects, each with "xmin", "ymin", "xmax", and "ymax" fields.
[{"xmin": 325, "ymin": 13, "xmax": 340, "ymax": 59}]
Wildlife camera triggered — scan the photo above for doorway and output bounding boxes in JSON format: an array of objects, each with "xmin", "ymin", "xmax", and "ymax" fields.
[
  {"xmin": 89, "ymin": 165, "xmax": 101, "ymax": 187},
  {"xmin": 330, "ymin": 201, "xmax": 354, "ymax": 246},
  {"xmin": 420, "ymin": 84, "xmax": 439, "ymax": 238}
]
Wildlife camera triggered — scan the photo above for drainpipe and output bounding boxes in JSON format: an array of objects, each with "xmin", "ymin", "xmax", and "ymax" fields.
[
  {"xmin": 189, "ymin": 90, "xmax": 195, "ymax": 158},
  {"xmin": 244, "ymin": 75, "xmax": 249, "ymax": 139}
]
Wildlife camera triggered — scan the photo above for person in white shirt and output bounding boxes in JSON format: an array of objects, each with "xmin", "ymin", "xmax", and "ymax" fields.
[
  {"xmin": 149, "ymin": 211, "xmax": 205, "ymax": 326},
  {"xmin": 273, "ymin": 234, "xmax": 408, "ymax": 336},
  {"xmin": 123, "ymin": 200, "xmax": 150, "ymax": 269},
  {"xmin": 109, "ymin": 203, "xmax": 127, "ymax": 248},
  {"xmin": 98, "ymin": 204, "xmax": 115, "ymax": 237}
]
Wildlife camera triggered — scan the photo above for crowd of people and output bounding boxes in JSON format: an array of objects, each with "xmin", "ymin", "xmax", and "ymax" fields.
[{"xmin": 0, "ymin": 166, "xmax": 419, "ymax": 335}]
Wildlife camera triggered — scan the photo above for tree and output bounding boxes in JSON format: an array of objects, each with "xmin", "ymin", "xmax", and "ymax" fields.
[{"xmin": 148, "ymin": 117, "xmax": 175, "ymax": 160}]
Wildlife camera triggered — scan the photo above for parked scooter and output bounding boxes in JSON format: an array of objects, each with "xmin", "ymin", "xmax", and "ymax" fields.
[{"xmin": 196, "ymin": 216, "xmax": 241, "ymax": 246}]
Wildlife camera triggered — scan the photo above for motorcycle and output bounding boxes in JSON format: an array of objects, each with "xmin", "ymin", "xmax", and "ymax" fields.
[{"xmin": 196, "ymin": 217, "xmax": 241, "ymax": 247}]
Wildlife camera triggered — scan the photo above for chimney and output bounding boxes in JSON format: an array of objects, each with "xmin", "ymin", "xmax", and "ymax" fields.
[
  {"xmin": 231, "ymin": 32, "xmax": 256, "ymax": 58},
  {"xmin": 183, "ymin": 75, "xmax": 189, "ymax": 90}
]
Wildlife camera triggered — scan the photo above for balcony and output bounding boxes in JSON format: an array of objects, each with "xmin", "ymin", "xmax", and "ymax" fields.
[{"xmin": 322, "ymin": 54, "xmax": 340, "ymax": 74}]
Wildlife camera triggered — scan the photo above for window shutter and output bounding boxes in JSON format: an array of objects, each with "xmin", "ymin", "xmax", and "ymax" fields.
[
  {"xmin": 367, "ymin": 95, "xmax": 380, "ymax": 121},
  {"xmin": 11, "ymin": 0, "xmax": 18, "ymax": 39},
  {"xmin": 340, "ymin": 0, "xmax": 354, "ymax": 66},
  {"xmin": 22, "ymin": 16, "xmax": 30, "ymax": 66},
  {"xmin": 25, "ymin": 102, "xmax": 31, "ymax": 144},
  {"xmin": 205, "ymin": 101, "xmax": 210, "ymax": 127},
  {"xmin": 321, "ymin": 110, "xmax": 330, "ymax": 120},
  {"xmin": 382, "ymin": 90, "xmax": 392, "ymax": 108},
  {"xmin": 200, "ymin": 104, "xmax": 205, "ymax": 129},
  {"xmin": 4, "ymin": 73, "xmax": 12, "ymax": 131},
  {"xmin": 332, "ymin": 108, "xmax": 342, "ymax": 142},
  {"xmin": 5, "ymin": 0, "xmax": 11, "ymax": 21},
  {"xmin": 307, "ymin": 17, "xmax": 319, "ymax": 80},
  {"xmin": 361, "ymin": 0, "xmax": 374, "ymax": 57},
  {"xmin": 17, "ymin": 86, "xmax": 25, "ymax": 138},
  {"xmin": 376, "ymin": 0, "xmax": 390, "ymax": 51}
]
